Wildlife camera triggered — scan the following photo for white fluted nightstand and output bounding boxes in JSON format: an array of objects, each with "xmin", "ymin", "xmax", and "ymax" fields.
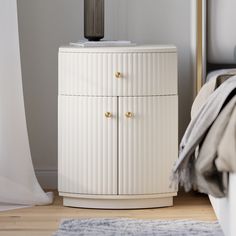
[{"xmin": 58, "ymin": 45, "xmax": 178, "ymax": 209}]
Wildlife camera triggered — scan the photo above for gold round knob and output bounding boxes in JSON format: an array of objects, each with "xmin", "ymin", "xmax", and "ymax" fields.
[
  {"xmin": 115, "ymin": 72, "xmax": 122, "ymax": 79},
  {"xmin": 125, "ymin": 112, "xmax": 134, "ymax": 118},
  {"xmin": 105, "ymin": 112, "xmax": 112, "ymax": 118}
]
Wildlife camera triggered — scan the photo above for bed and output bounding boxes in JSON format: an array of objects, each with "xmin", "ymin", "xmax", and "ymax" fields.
[
  {"xmin": 209, "ymin": 174, "xmax": 236, "ymax": 236},
  {"xmin": 173, "ymin": 1, "xmax": 236, "ymax": 234},
  {"xmin": 197, "ymin": 1, "xmax": 236, "ymax": 235}
]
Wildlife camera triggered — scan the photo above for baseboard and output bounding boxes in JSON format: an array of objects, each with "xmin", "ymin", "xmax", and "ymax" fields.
[{"xmin": 35, "ymin": 169, "xmax": 58, "ymax": 189}]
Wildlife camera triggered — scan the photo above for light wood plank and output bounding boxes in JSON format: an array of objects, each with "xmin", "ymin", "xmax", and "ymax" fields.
[{"xmin": 0, "ymin": 191, "xmax": 217, "ymax": 235}]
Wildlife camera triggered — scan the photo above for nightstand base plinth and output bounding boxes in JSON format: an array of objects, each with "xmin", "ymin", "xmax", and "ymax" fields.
[{"xmin": 60, "ymin": 192, "xmax": 177, "ymax": 209}]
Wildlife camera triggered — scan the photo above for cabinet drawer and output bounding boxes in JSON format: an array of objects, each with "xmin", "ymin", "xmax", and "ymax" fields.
[{"xmin": 59, "ymin": 52, "xmax": 177, "ymax": 96}]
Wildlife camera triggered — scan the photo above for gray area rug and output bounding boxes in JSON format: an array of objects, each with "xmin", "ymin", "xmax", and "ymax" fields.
[{"xmin": 53, "ymin": 218, "xmax": 223, "ymax": 236}]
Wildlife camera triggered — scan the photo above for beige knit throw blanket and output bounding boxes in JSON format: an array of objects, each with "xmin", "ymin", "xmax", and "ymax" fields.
[{"xmin": 173, "ymin": 74, "xmax": 236, "ymax": 198}]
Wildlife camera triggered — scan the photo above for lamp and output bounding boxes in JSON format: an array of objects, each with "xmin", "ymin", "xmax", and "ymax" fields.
[{"xmin": 84, "ymin": 0, "xmax": 104, "ymax": 41}]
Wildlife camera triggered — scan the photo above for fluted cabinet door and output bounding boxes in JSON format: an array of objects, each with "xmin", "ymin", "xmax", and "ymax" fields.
[
  {"xmin": 118, "ymin": 96, "xmax": 178, "ymax": 195},
  {"xmin": 58, "ymin": 96, "xmax": 118, "ymax": 195}
]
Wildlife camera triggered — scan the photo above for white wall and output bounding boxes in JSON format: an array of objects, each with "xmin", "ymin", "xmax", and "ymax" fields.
[
  {"xmin": 120, "ymin": 0, "xmax": 194, "ymax": 137},
  {"xmin": 18, "ymin": 0, "xmax": 195, "ymax": 188}
]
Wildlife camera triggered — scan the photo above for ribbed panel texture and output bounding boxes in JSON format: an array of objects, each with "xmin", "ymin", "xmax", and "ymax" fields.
[
  {"xmin": 58, "ymin": 96, "xmax": 118, "ymax": 195},
  {"xmin": 59, "ymin": 52, "xmax": 177, "ymax": 96},
  {"xmin": 58, "ymin": 47, "xmax": 179, "ymax": 198},
  {"xmin": 118, "ymin": 96, "xmax": 178, "ymax": 195}
]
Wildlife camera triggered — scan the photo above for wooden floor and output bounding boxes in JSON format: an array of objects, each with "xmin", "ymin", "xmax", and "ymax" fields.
[{"xmin": 0, "ymin": 191, "xmax": 216, "ymax": 236}]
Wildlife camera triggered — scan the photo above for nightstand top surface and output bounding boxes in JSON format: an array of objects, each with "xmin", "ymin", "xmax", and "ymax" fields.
[{"xmin": 59, "ymin": 44, "xmax": 177, "ymax": 53}]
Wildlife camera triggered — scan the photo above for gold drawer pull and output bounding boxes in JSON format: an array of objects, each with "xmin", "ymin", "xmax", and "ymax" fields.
[
  {"xmin": 125, "ymin": 112, "xmax": 134, "ymax": 118},
  {"xmin": 115, "ymin": 72, "xmax": 122, "ymax": 79},
  {"xmin": 105, "ymin": 112, "xmax": 112, "ymax": 118}
]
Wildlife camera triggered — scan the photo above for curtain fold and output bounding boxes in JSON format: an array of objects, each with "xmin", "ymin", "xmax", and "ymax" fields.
[{"xmin": 0, "ymin": 0, "xmax": 53, "ymax": 211}]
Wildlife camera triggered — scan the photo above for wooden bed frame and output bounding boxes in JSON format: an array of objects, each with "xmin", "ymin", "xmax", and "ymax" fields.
[{"xmin": 197, "ymin": 1, "xmax": 236, "ymax": 235}]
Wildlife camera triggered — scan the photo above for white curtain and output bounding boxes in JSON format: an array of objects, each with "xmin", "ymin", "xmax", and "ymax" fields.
[{"xmin": 0, "ymin": 0, "xmax": 53, "ymax": 211}]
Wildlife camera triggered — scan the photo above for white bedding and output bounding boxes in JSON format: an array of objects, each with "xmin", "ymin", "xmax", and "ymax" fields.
[{"xmin": 209, "ymin": 174, "xmax": 236, "ymax": 236}]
